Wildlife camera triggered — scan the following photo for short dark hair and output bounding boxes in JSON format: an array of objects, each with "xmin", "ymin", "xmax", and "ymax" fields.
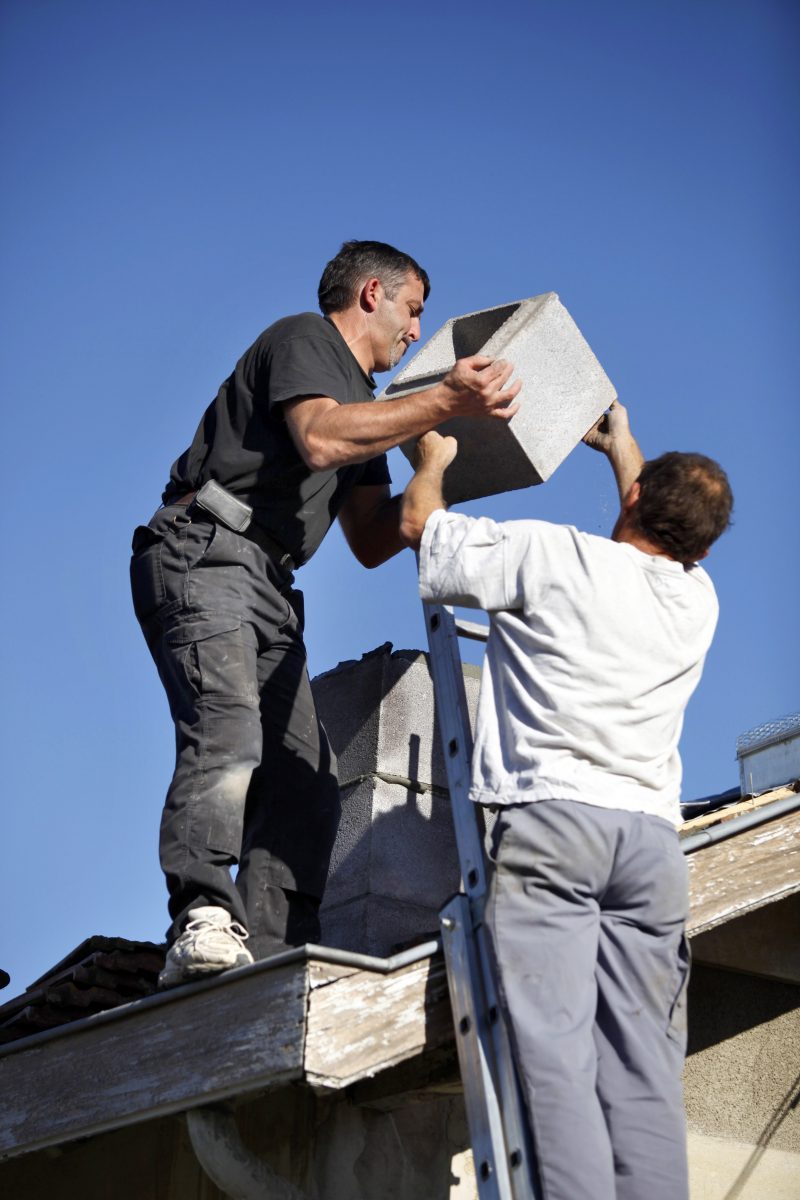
[
  {"xmin": 318, "ymin": 240, "xmax": 430, "ymax": 315},
  {"xmin": 634, "ymin": 452, "xmax": 733, "ymax": 564}
]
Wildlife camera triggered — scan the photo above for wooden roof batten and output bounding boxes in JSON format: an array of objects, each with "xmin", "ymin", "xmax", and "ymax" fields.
[{"xmin": 0, "ymin": 940, "xmax": 452, "ymax": 1163}]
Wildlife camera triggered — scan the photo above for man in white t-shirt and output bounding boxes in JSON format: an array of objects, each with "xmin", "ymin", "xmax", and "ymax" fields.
[{"xmin": 399, "ymin": 403, "xmax": 733, "ymax": 1200}]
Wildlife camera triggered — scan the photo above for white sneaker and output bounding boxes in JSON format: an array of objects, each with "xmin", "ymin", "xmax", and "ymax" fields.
[{"xmin": 158, "ymin": 906, "xmax": 254, "ymax": 988}]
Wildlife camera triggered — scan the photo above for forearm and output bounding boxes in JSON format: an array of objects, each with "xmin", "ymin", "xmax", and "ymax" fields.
[
  {"xmin": 345, "ymin": 494, "xmax": 406, "ymax": 568},
  {"xmin": 289, "ymin": 356, "xmax": 520, "ymax": 472},
  {"xmin": 297, "ymin": 385, "xmax": 455, "ymax": 471},
  {"xmin": 607, "ymin": 433, "xmax": 645, "ymax": 502},
  {"xmin": 400, "ymin": 462, "xmax": 447, "ymax": 550}
]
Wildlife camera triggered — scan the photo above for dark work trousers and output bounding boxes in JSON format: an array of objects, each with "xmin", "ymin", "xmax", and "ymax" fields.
[
  {"xmin": 485, "ymin": 799, "xmax": 690, "ymax": 1200},
  {"xmin": 130, "ymin": 504, "xmax": 341, "ymax": 955}
]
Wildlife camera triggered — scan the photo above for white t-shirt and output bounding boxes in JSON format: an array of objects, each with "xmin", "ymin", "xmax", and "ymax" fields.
[{"xmin": 419, "ymin": 509, "xmax": 719, "ymax": 826}]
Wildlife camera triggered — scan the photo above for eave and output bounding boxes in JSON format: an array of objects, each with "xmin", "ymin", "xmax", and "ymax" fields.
[{"xmin": 0, "ymin": 942, "xmax": 451, "ymax": 1162}]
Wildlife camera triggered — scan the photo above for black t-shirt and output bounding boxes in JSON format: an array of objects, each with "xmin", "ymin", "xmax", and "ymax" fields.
[{"xmin": 163, "ymin": 313, "xmax": 391, "ymax": 566}]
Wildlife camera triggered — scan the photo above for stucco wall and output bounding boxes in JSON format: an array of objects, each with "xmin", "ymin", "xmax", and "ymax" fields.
[{"xmin": 686, "ymin": 964, "xmax": 800, "ymax": 1153}]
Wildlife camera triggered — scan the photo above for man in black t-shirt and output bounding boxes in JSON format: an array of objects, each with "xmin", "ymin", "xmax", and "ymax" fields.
[{"xmin": 131, "ymin": 240, "xmax": 521, "ymax": 987}]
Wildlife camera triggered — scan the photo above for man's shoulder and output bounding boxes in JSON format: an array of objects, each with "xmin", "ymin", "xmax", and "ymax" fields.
[
  {"xmin": 435, "ymin": 514, "xmax": 582, "ymax": 549},
  {"xmin": 684, "ymin": 561, "xmax": 719, "ymax": 605},
  {"xmin": 254, "ymin": 311, "xmax": 337, "ymax": 347},
  {"xmin": 503, "ymin": 517, "xmax": 582, "ymax": 548}
]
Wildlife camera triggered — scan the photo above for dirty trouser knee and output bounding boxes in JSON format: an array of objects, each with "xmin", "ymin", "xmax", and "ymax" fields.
[
  {"xmin": 130, "ymin": 506, "xmax": 340, "ymax": 945},
  {"xmin": 485, "ymin": 799, "xmax": 689, "ymax": 1200}
]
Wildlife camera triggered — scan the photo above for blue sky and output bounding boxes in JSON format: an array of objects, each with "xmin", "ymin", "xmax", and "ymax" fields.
[{"xmin": 1, "ymin": 0, "xmax": 797, "ymax": 996}]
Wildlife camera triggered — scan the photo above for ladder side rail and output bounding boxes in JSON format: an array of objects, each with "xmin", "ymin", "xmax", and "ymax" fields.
[
  {"xmin": 441, "ymin": 895, "xmax": 514, "ymax": 1200},
  {"xmin": 471, "ymin": 910, "xmax": 540, "ymax": 1200},
  {"xmin": 425, "ymin": 602, "xmax": 540, "ymax": 1200},
  {"xmin": 424, "ymin": 603, "xmax": 489, "ymax": 899}
]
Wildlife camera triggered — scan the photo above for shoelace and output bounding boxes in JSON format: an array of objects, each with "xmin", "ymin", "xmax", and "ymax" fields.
[{"xmin": 185, "ymin": 916, "xmax": 250, "ymax": 946}]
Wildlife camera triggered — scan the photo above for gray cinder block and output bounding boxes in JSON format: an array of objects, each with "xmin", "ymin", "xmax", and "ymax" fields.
[
  {"xmin": 378, "ymin": 293, "xmax": 616, "ymax": 503},
  {"xmin": 313, "ymin": 644, "xmax": 487, "ymax": 956},
  {"xmin": 320, "ymin": 892, "xmax": 443, "ymax": 958},
  {"xmin": 323, "ymin": 776, "xmax": 463, "ymax": 911},
  {"xmin": 312, "ymin": 644, "xmax": 480, "ymax": 791}
]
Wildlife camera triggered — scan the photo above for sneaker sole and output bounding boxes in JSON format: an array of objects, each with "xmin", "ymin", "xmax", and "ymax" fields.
[{"xmin": 158, "ymin": 955, "xmax": 252, "ymax": 989}]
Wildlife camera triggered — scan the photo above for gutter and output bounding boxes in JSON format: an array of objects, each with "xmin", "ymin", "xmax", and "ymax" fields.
[
  {"xmin": 177, "ymin": 941, "xmax": 440, "ymax": 1200},
  {"xmin": 0, "ymin": 939, "xmax": 441, "ymax": 1062},
  {"xmin": 681, "ymin": 791, "xmax": 800, "ymax": 854}
]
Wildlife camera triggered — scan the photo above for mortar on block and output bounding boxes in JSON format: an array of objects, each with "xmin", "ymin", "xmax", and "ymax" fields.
[{"xmin": 378, "ymin": 292, "xmax": 617, "ymax": 504}]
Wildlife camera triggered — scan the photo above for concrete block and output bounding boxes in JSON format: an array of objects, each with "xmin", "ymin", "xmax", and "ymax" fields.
[
  {"xmin": 320, "ymin": 892, "xmax": 443, "ymax": 958},
  {"xmin": 377, "ymin": 293, "xmax": 616, "ymax": 503},
  {"xmin": 321, "ymin": 774, "xmax": 496, "ymax": 955},
  {"xmin": 323, "ymin": 776, "xmax": 463, "ymax": 912},
  {"xmin": 313, "ymin": 644, "xmax": 490, "ymax": 956},
  {"xmin": 312, "ymin": 644, "xmax": 480, "ymax": 790},
  {"xmin": 321, "ymin": 778, "xmax": 375, "ymax": 907},
  {"xmin": 321, "ymin": 772, "xmax": 495, "ymax": 956}
]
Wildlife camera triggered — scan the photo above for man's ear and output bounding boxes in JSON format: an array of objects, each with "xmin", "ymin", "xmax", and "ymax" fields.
[
  {"xmin": 360, "ymin": 276, "xmax": 382, "ymax": 313},
  {"xmin": 622, "ymin": 479, "xmax": 641, "ymax": 512},
  {"xmin": 696, "ymin": 548, "xmax": 710, "ymax": 561}
]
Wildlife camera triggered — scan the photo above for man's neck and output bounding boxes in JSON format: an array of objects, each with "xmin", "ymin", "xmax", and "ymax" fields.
[
  {"xmin": 612, "ymin": 513, "xmax": 674, "ymax": 560},
  {"xmin": 328, "ymin": 309, "xmax": 375, "ymax": 376},
  {"xmin": 615, "ymin": 532, "xmax": 673, "ymax": 559}
]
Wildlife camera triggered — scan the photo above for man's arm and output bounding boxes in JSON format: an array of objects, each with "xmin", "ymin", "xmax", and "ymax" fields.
[
  {"xmin": 582, "ymin": 400, "xmax": 644, "ymax": 502},
  {"xmin": 337, "ymin": 484, "xmax": 405, "ymax": 569},
  {"xmin": 285, "ymin": 356, "xmax": 519, "ymax": 472},
  {"xmin": 399, "ymin": 431, "xmax": 458, "ymax": 550},
  {"xmin": 338, "ymin": 432, "xmax": 456, "ymax": 570},
  {"xmin": 402, "ymin": 432, "xmax": 523, "ymax": 612}
]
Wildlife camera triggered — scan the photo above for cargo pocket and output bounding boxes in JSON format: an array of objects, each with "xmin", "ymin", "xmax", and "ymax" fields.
[
  {"xmin": 667, "ymin": 933, "xmax": 691, "ymax": 1050},
  {"xmin": 165, "ymin": 616, "xmax": 258, "ymax": 701},
  {"xmin": 130, "ymin": 525, "xmax": 166, "ymax": 623}
]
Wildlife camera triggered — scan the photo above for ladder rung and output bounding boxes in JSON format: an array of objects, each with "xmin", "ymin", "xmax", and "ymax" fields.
[{"xmin": 454, "ymin": 618, "xmax": 490, "ymax": 643}]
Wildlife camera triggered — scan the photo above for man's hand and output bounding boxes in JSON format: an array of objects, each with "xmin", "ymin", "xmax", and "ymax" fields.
[
  {"xmin": 282, "ymin": 357, "xmax": 518, "ymax": 476},
  {"xmin": 400, "ymin": 431, "xmax": 458, "ymax": 550},
  {"xmin": 413, "ymin": 429, "xmax": 458, "ymax": 472},
  {"xmin": 439, "ymin": 356, "xmax": 521, "ymax": 422},
  {"xmin": 583, "ymin": 400, "xmax": 645, "ymax": 503},
  {"xmin": 583, "ymin": 399, "xmax": 632, "ymax": 455}
]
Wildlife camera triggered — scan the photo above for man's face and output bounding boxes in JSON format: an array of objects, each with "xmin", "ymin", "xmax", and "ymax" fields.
[{"xmin": 372, "ymin": 272, "xmax": 425, "ymax": 372}]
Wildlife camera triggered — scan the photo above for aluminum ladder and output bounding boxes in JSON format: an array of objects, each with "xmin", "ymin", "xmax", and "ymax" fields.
[{"xmin": 423, "ymin": 602, "xmax": 541, "ymax": 1200}]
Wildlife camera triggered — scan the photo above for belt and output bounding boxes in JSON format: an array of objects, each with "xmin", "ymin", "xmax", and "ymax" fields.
[{"xmin": 172, "ymin": 491, "xmax": 296, "ymax": 573}]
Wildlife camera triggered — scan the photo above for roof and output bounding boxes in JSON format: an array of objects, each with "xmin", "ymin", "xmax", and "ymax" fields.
[
  {"xmin": 1, "ymin": 785, "xmax": 797, "ymax": 1163},
  {"xmin": 0, "ymin": 942, "xmax": 452, "ymax": 1162},
  {"xmin": 681, "ymin": 784, "xmax": 800, "ymax": 935},
  {"xmin": 0, "ymin": 937, "xmax": 163, "ymax": 1046}
]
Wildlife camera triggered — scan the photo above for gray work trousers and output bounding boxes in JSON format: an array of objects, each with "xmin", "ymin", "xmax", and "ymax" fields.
[{"xmin": 485, "ymin": 799, "xmax": 690, "ymax": 1200}]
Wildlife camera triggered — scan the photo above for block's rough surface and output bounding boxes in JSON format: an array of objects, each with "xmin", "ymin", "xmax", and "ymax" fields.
[
  {"xmin": 313, "ymin": 644, "xmax": 486, "ymax": 955},
  {"xmin": 313, "ymin": 643, "xmax": 480, "ymax": 790},
  {"xmin": 378, "ymin": 293, "xmax": 616, "ymax": 503}
]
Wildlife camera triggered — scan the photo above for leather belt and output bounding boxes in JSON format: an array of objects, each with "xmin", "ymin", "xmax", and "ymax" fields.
[{"xmin": 172, "ymin": 492, "xmax": 296, "ymax": 573}]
